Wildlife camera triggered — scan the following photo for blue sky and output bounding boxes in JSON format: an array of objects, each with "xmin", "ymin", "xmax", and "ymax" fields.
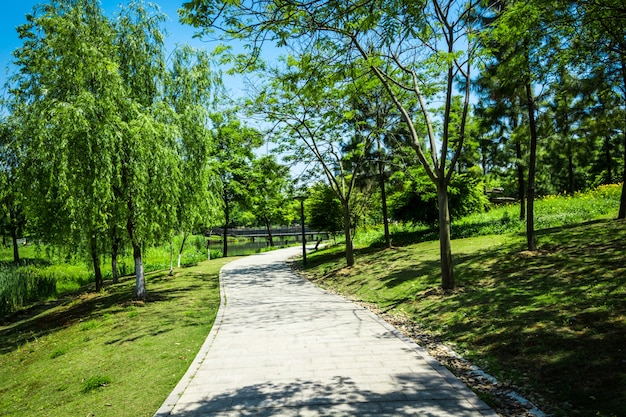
[{"xmin": 0, "ymin": 1, "xmax": 249, "ymax": 99}]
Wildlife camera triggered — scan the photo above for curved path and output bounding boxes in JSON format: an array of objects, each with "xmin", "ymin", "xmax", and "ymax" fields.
[{"xmin": 154, "ymin": 246, "xmax": 497, "ymax": 417}]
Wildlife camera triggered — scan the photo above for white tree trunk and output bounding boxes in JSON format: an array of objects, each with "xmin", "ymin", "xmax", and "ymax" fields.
[{"xmin": 133, "ymin": 243, "xmax": 146, "ymax": 299}]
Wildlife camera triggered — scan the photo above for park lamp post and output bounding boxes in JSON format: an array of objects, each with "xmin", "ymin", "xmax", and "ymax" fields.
[{"xmin": 294, "ymin": 194, "xmax": 307, "ymax": 266}]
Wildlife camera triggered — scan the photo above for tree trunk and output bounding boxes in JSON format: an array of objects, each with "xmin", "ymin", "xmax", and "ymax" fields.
[
  {"xmin": 132, "ymin": 241, "xmax": 146, "ymax": 299},
  {"xmin": 618, "ymin": 49, "xmax": 626, "ymax": 218},
  {"xmin": 223, "ymin": 198, "xmax": 230, "ymax": 257},
  {"xmin": 11, "ymin": 227, "xmax": 19, "ymax": 264},
  {"xmin": 516, "ymin": 139, "xmax": 526, "ymax": 221},
  {"xmin": 605, "ymin": 136, "xmax": 613, "ymax": 184},
  {"xmin": 111, "ymin": 236, "xmax": 119, "ymax": 284},
  {"xmin": 126, "ymin": 208, "xmax": 146, "ymax": 299},
  {"xmin": 437, "ymin": 182, "xmax": 454, "ymax": 290},
  {"xmin": 567, "ymin": 141, "xmax": 574, "ymax": 194},
  {"xmin": 525, "ymin": 81, "xmax": 538, "ymax": 251},
  {"xmin": 480, "ymin": 140, "xmax": 489, "ymax": 175},
  {"xmin": 177, "ymin": 232, "xmax": 188, "ymax": 268},
  {"xmin": 90, "ymin": 236, "xmax": 102, "ymax": 292},
  {"xmin": 9, "ymin": 207, "xmax": 20, "ymax": 263},
  {"xmin": 342, "ymin": 201, "xmax": 354, "ymax": 267},
  {"xmin": 265, "ymin": 221, "xmax": 274, "ymax": 247},
  {"xmin": 619, "ymin": 125, "xmax": 626, "ymax": 217},
  {"xmin": 169, "ymin": 240, "xmax": 174, "ymax": 276},
  {"xmin": 378, "ymin": 137, "xmax": 391, "ymax": 249}
]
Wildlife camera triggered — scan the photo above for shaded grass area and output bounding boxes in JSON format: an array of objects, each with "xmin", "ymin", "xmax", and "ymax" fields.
[
  {"xmin": 0, "ymin": 257, "xmax": 233, "ymax": 417},
  {"xmin": 302, "ymin": 219, "xmax": 626, "ymax": 417}
]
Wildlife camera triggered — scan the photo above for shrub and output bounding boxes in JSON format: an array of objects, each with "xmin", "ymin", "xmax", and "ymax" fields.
[
  {"xmin": 81, "ymin": 375, "xmax": 111, "ymax": 393},
  {"xmin": 389, "ymin": 170, "xmax": 489, "ymax": 227}
]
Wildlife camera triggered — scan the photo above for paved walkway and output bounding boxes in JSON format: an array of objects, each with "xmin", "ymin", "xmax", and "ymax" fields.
[{"xmin": 154, "ymin": 247, "xmax": 498, "ymax": 417}]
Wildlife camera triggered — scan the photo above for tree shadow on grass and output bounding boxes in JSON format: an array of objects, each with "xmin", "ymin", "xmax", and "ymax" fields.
[
  {"xmin": 0, "ymin": 266, "xmax": 220, "ymax": 354},
  {"xmin": 301, "ymin": 219, "xmax": 626, "ymax": 416},
  {"xmin": 380, "ymin": 219, "xmax": 626, "ymax": 417}
]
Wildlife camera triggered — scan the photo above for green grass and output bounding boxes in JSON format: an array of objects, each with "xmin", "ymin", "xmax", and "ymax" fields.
[
  {"xmin": 301, "ymin": 185, "xmax": 625, "ymax": 417},
  {"xmin": 0, "ymin": 257, "xmax": 233, "ymax": 417}
]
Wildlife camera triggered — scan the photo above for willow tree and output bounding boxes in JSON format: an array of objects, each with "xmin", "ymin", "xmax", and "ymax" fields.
[
  {"xmin": 0, "ymin": 117, "xmax": 25, "ymax": 264},
  {"xmin": 182, "ymin": 0, "xmax": 482, "ymax": 289},
  {"xmin": 11, "ymin": 0, "xmax": 124, "ymax": 291},
  {"xmin": 114, "ymin": 1, "xmax": 181, "ymax": 298},
  {"xmin": 164, "ymin": 45, "xmax": 223, "ymax": 269}
]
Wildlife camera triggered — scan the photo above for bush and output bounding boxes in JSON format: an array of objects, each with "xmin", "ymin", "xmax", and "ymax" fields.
[
  {"xmin": 390, "ymin": 170, "xmax": 488, "ymax": 227},
  {"xmin": 305, "ymin": 183, "xmax": 344, "ymax": 235}
]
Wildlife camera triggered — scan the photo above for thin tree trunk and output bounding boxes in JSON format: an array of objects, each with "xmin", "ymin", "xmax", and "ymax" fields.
[
  {"xmin": 619, "ymin": 127, "xmax": 626, "ymax": 218},
  {"xmin": 568, "ymin": 144, "xmax": 574, "ymax": 194},
  {"xmin": 126, "ymin": 205, "xmax": 146, "ymax": 299},
  {"xmin": 619, "ymin": 51, "xmax": 626, "ymax": 218},
  {"xmin": 605, "ymin": 136, "xmax": 613, "ymax": 184},
  {"xmin": 111, "ymin": 235, "xmax": 119, "ymax": 284},
  {"xmin": 11, "ymin": 227, "xmax": 19, "ymax": 264},
  {"xmin": 437, "ymin": 182, "xmax": 454, "ymax": 290},
  {"xmin": 169, "ymin": 240, "xmax": 174, "ymax": 276},
  {"xmin": 90, "ymin": 236, "xmax": 102, "ymax": 292},
  {"xmin": 480, "ymin": 143, "xmax": 488, "ymax": 176},
  {"xmin": 378, "ymin": 137, "xmax": 391, "ymax": 249},
  {"xmin": 525, "ymin": 81, "xmax": 538, "ymax": 251},
  {"xmin": 265, "ymin": 221, "xmax": 274, "ymax": 247},
  {"xmin": 516, "ymin": 139, "xmax": 526, "ymax": 221},
  {"xmin": 9, "ymin": 207, "xmax": 20, "ymax": 263},
  {"xmin": 342, "ymin": 201, "xmax": 354, "ymax": 267},
  {"xmin": 223, "ymin": 198, "xmax": 229, "ymax": 257},
  {"xmin": 177, "ymin": 232, "xmax": 188, "ymax": 268}
]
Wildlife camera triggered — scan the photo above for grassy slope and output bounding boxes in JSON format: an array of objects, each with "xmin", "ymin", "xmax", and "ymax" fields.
[
  {"xmin": 0, "ymin": 257, "xmax": 232, "ymax": 417},
  {"xmin": 302, "ymin": 219, "xmax": 626, "ymax": 417}
]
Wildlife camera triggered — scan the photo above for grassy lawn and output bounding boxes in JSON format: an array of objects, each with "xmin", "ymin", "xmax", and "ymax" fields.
[
  {"xmin": 0, "ymin": 257, "xmax": 233, "ymax": 417},
  {"xmin": 301, "ymin": 219, "xmax": 626, "ymax": 417}
]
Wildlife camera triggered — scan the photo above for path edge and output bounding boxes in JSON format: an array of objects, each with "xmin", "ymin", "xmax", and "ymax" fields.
[{"xmin": 152, "ymin": 263, "xmax": 229, "ymax": 417}]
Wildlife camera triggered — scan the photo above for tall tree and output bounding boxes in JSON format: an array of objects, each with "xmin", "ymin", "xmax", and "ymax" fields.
[
  {"xmin": 347, "ymin": 86, "xmax": 398, "ymax": 249},
  {"xmin": 257, "ymin": 50, "xmax": 375, "ymax": 267},
  {"xmin": 485, "ymin": 0, "xmax": 570, "ymax": 251},
  {"xmin": 11, "ymin": 0, "xmax": 125, "ymax": 290},
  {"xmin": 114, "ymin": 1, "xmax": 181, "ymax": 298},
  {"xmin": 211, "ymin": 112, "xmax": 262, "ymax": 257},
  {"xmin": 182, "ymin": 0, "xmax": 480, "ymax": 289},
  {"xmin": 165, "ymin": 45, "xmax": 222, "ymax": 269},
  {"xmin": 568, "ymin": 0, "xmax": 626, "ymax": 217}
]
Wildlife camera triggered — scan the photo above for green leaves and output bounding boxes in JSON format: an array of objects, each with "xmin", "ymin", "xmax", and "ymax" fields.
[{"xmin": 5, "ymin": 0, "xmax": 227, "ymax": 295}]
